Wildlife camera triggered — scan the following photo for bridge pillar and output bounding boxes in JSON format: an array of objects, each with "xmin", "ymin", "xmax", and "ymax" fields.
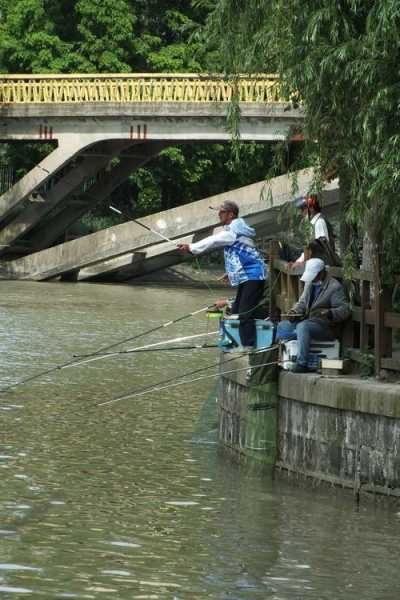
[
  {"xmin": 25, "ymin": 141, "xmax": 168, "ymax": 253},
  {"xmin": 0, "ymin": 137, "xmax": 89, "ymax": 224},
  {"xmin": 0, "ymin": 139, "xmax": 135, "ymax": 252}
]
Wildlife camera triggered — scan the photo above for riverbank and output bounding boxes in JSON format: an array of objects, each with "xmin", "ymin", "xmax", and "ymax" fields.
[
  {"xmin": 127, "ymin": 261, "xmax": 226, "ymax": 288},
  {"xmin": 219, "ymin": 351, "xmax": 400, "ymax": 503}
]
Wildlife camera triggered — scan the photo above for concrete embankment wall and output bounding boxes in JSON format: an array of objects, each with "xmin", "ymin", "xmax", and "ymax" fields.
[{"xmin": 218, "ymin": 353, "xmax": 400, "ymax": 501}]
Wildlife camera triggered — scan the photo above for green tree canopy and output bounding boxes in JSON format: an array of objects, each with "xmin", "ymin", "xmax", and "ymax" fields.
[
  {"xmin": 0, "ymin": 0, "xmax": 286, "ymax": 236},
  {"xmin": 203, "ymin": 0, "xmax": 400, "ymax": 280}
]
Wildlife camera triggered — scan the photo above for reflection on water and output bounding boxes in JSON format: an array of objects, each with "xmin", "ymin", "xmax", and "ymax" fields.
[{"xmin": 0, "ymin": 280, "xmax": 399, "ymax": 599}]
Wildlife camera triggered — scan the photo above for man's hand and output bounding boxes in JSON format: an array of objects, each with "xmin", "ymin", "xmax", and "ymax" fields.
[
  {"xmin": 177, "ymin": 243, "xmax": 191, "ymax": 252},
  {"xmin": 213, "ymin": 299, "xmax": 229, "ymax": 310},
  {"xmin": 287, "ymin": 308, "xmax": 303, "ymax": 322},
  {"xmin": 312, "ymin": 308, "xmax": 331, "ymax": 319},
  {"xmin": 217, "ymin": 273, "xmax": 229, "ymax": 285},
  {"xmin": 290, "ymin": 260, "xmax": 304, "ymax": 268}
]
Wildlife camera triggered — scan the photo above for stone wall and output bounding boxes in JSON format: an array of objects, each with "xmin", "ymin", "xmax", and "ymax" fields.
[
  {"xmin": 277, "ymin": 396, "xmax": 400, "ymax": 499},
  {"xmin": 218, "ymin": 353, "xmax": 400, "ymax": 500}
]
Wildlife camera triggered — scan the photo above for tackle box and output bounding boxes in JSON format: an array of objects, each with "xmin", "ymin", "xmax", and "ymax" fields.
[
  {"xmin": 281, "ymin": 339, "xmax": 340, "ymax": 371},
  {"xmin": 219, "ymin": 316, "xmax": 275, "ymax": 351}
]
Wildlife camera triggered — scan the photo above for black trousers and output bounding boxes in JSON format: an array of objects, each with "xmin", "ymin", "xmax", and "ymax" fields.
[{"xmin": 231, "ymin": 280, "xmax": 265, "ymax": 347}]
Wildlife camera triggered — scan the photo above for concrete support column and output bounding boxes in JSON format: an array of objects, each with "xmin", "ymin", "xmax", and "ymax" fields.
[
  {"xmin": 26, "ymin": 141, "xmax": 168, "ymax": 252},
  {"xmin": 0, "ymin": 140, "xmax": 135, "ymax": 250},
  {"xmin": 0, "ymin": 137, "xmax": 91, "ymax": 223}
]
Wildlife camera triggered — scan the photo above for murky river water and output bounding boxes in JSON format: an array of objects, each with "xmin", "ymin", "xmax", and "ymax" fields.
[{"xmin": 0, "ymin": 281, "xmax": 399, "ymax": 599}]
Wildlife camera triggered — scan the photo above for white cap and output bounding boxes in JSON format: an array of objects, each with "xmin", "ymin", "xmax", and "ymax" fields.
[{"xmin": 300, "ymin": 258, "xmax": 325, "ymax": 283}]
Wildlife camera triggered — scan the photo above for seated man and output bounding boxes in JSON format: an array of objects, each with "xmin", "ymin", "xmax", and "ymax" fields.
[{"xmin": 276, "ymin": 258, "xmax": 350, "ymax": 373}]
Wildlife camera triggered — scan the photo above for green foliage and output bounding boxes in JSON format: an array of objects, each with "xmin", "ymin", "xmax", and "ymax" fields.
[
  {"xmin": 0, "ymin": 0, "xmax": 73, "ymax": 72},
  {"xmin": 359, "ymin": 351, "xmax": 375, "ymax": 378},
  {"xmin": 0, "ymin": 0, "xmax": 286, "ymax": 233},
  {"xmin": 204, "ymin": 0, "xmax": 400, "ymax": 282},
  {"xmin": 73, "ymin": 0, "xmax": 137, "ymax": 71},
  {"xmin": 107, "ymin": 142, "xmax": 279, "ymax": 221}
]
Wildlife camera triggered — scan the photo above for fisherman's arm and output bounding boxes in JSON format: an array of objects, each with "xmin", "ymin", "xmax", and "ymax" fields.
[
  {"xmin": 177, "ymin": 230, "xmax": 236, "ymax": 255},
  {"xmin": 327, "ymin": 285, "xmax": 351, "ymax": 322},
  {"xmin": 289, "ymin": 287, "xmax": 308, "ymax": 320}
]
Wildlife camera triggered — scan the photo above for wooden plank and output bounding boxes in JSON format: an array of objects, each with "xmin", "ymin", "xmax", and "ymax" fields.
[
  {"xmin": 327, "ymin": 266, "xmax": 374, "ymax": 282},
  {"xmin": 384, "ymin": 312, "xmax": 400, "ymax": 329},
  {"xmin": 381, "ymin": 357, "xmax": 400, "ymax": 371},
  {"xmin": 352, "ymin": 308, "xmax": 400, "ymax": 329},
  {"xmin": 359, "ymin": 279, "xmax": 370, "ymax": 350},
  {"xmin": 269, "ymin": 241, "xmax": 280, "ymax": 317},
  {"xmin": 286, "ymin": 272, "xmax": 298, "ymax": 308},
  {"xmin": 375, "ymin": 283, "xmax": 392, "ymax": 374}
]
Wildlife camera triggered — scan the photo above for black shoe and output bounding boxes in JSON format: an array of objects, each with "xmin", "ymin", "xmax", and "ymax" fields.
[{"xmin": 291, "ymin": 363, "xmax": 310, "ymax": 373}]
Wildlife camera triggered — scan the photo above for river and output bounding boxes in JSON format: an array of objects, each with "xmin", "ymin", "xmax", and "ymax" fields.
[{"xmin": 0, "ymin": 281, "xmax": 399, "ymax": 599}]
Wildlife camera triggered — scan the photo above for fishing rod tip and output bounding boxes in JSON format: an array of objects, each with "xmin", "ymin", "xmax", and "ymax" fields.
[{"xmin": 109, "ymin": 205, "xmax": 122, "ymax": 215}]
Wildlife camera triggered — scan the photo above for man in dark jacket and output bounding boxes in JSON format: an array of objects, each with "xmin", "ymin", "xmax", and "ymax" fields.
[{"xmin": 276, "ymin": 258, "xmax": 351, "ymax": 372}]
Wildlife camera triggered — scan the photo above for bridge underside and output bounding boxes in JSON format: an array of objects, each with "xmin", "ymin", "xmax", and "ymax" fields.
[{"xmin": 0, "ymin": 100, "xmax": 303, "ymax": 271}]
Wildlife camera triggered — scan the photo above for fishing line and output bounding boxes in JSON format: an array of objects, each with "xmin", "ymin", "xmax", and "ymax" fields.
[
  {"xmin": 0, "ymin": 244, "xmax": 277, "ymax": 393},
  {"xmin": 73, "ymin": 305, "xmax": 213, "ymax": 359},
  {"xmin": 0, "ymin": 306, "xmax": 216, "ymax": 393},
  {"xmin": 65, "ymin": 331, "xmax": 219, "ymax": 369},
  {"xmin": 98, "ymin": 343, "xmax": 280, "ymax": 407},
  {"xmin": 110, "ymin": 205, "xmax": 174, "ymax": 244},
  {"xmin": 99, "ymin": 357, "xmax": 280, "ymax": 407},
  {"xmin": 110, "ymin": 205, "xmax": 221, "ymax": 300}
]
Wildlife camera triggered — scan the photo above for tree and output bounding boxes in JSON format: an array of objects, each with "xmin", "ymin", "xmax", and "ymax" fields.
[
  {"xmin": 0, "ymin": 0, "xmax": 284, "ymax": 235},
  {"xmin": 203, "ymin": 0, "xmax": 400, "ymax": 281},
  {"xmin": 0, "ymin": 0, "xmax": 72, "ymax": 72}
]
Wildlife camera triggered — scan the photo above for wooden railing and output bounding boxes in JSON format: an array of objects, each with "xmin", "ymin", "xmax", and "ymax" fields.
[
  {"xmin": 0, "ymin": 73, "xmax": 285, "ymax": 104},
  {"xmin": 269, "ymin": 246, "xmax": 400, "ymax": 374}
]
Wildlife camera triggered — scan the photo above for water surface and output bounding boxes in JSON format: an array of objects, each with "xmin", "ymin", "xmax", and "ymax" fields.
[{"xmin": 0, "ymin": 281, "xmax": 399, "ymax": 599}]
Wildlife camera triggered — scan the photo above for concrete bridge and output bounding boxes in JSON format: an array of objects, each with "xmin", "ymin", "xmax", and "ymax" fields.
[
  {"xmin": 0, "ymin": 169, "xmax": 339, "ymax": 282},
  {"xmin": 0, "ymin": 74, "xmax": 303, "ymax": 261}
]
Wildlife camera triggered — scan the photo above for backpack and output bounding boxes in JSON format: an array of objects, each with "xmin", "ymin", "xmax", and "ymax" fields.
[{"xmin": 314, "ymin": 214, "xmax": 342, "ymax": 267}]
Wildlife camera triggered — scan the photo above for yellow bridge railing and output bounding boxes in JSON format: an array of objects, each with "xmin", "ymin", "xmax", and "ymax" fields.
[{"xmin": 0, "ymin": 73, "xmax": 285, "ymax": 104}]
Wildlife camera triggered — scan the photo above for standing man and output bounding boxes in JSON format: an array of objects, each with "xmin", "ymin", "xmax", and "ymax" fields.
[
  {"xmin": 293, "ymin": 194, "xmax": 337, "ymax": 265},
  {"xmin": 177, "ymin": 200, "xmax": 266, "ymax": 350},
  {"xmin": 276, "ymin": 258, "xmax": 350, "ymax": 372}
]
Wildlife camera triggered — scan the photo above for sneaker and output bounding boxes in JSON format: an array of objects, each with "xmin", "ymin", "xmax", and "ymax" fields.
[{"xmin": 290, "ymin": 363, "xmax": 310, "ymax": 373}]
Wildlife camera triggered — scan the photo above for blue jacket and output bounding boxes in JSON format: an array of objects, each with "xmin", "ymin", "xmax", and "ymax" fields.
[{"xmin": 189, "ymin": 217, "xmax": 267, "ymax": 286}]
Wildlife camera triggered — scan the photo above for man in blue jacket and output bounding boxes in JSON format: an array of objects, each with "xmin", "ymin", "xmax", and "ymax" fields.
[{"xmin": 178, "ymin": 200, "xmax": 266, "ymax": 350}]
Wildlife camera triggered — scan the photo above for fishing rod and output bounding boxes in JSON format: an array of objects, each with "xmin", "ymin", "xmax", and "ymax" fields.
[
  {"xmin": 0, "ymin": 306, "xmax": 219, "ymax": 394},
  {"xmin": 66, "ymin": 331, "xmax": 219, "ymax": 369},
  {"xmin": 111, "ymin": 205, "xmax": 222, "ymax": 298},
  {"xmin": 74, "ymin": 286, "xmax": 273, "ymax": 363},
  {"xmin": 98, "ymin": 343, "xmax": 279, "ymax": 407},
  {"xmin": 109, "ymin": 205, "xmax": 174, "ymax": 244},
  {"xmin": 90, "ymin": 344, "xmax": 219, "ymax": 354},
  {"xmin": 98, "ymin": 355, "xmax": 280, "ymax": 407},
  {"xmin": 73, "ymin": 305, "xmax": 215, "ymax": 360}
]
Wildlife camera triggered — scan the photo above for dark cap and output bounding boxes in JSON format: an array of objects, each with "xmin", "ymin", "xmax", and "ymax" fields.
[
  {"xmin": 294, "ymin": 196, "xmax": 307, "ymax": 209},
  {"xmin": 219, "ymin": 200, "xmax": 239, "ymax": 216},
  {"xmin": 294, "ymin": 194, "xmax": 320, "ymax": 211}
]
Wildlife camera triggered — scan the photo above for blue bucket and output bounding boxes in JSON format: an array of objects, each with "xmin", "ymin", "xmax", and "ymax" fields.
[{"xmin": 219, "ymin": 318, "xmax": 275, "ymax": 351}]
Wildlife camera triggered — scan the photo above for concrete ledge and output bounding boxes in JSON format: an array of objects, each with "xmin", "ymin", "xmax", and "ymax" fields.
[
  {"xmin": 279, "ymin": 372, "xmax": 400, "ymax": 418},
  {"xmin": 0, "ymin": 101, "xmax": 303, "ymax": 120}
]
